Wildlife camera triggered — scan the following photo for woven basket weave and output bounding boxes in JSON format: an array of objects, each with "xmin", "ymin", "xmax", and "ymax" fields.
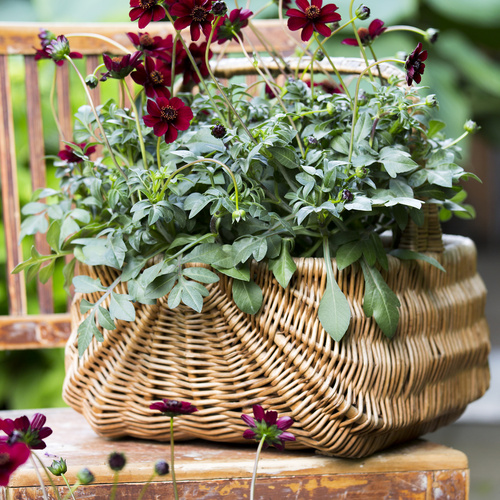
[
  {"xmin": 63, "ymin": 59, "xmax": 490, "ymax": 458},
  {"xmin": 63, "ymin": 233, "xmax": 490, "ymax": 458}
]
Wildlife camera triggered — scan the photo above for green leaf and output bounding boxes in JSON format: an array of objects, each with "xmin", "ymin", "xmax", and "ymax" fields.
[
  {"xmin": 109, "ymin": 292, "xmax": 135, "ymax": 322},
  {"xmin": 336, "ymin": 240, "xmax": 364, "ymax": 271},
  {"xmin": 183, "ymin": 243, "xmax": 227, "ymax": 266},
  {"xmin": 389, "ymin": 249, "xmax": 446, "ymax": 272},
  {"xmin": 168, "ymin": 282, "xmax": 183, "ymax": 309},
  {"xmin": 59, "ymin": 217, "xmax": 80, "ymax": 247},
  {"xmin": 318, "ymin": 239, "xmax": 351, "ymax": 342},
  {"xmin": 427, "ymin": 120, "xmax": 446, "ymax": 138},
  {"xmin": 79, "ymin": 299, "xmax": 95, "ymax": 314},
  {"xmin": 183, "ymin": 267, "xmax": 220, "ymax": 284},
  {"xmin": 97, "ymin": 306, "xmax": 116, "ymax": 330},
  {"xmin": 45, "ymin": 220, "xmax": 61, "ymax": 252},
  {"xmin": 63, "ymin": 258, "xmax": 76, "ymax": 295},
  {"xmin": 77, "ymin": 314, "xmax": 103, "ymax": 357},
  {"xmin": 379, "ymin": 148, "xmax": 419, "ymax": 178},
  {"xmin": 232, "ymin": 279, "xmax": 263, "ymax": 314},
  {"xmin": 144, "ymin": 274, "xmax": 178, "ymax": 300},
  {"xmin": 181, "ymin": 280, "xmax": 207, "ymax": 312},
  {"xmin": 353, "ymin": 112, "xmax": 372, "ymax": 143},
  {"xmin": 268, "ymin": 146, "xmax": 298, "ymax": 169},
  {"xmin": 268, "ymin": 240, "xmax": 297, "ymax": 288},
  {"xmin": 39, "ymin": 260, "xmax": 55, "ymax": 284},
  {"xmin": 360, "ymin": 259, "xmax": 400, "ymax": 338},
  {"xmin": 73, "ymin": 276, "xmax": 106, "ymax": 293},
  {"xmin": 212, "ymin": 265, "xmax": 250, "ymax": 281}
]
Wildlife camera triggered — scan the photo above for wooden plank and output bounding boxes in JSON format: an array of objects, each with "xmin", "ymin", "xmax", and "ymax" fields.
[
  {"xmin": 25, "ymin": 55, "xmax": 54, "ymax": 314},
  {"xmin": 0, "ymin": 20, "xmax": 298, "ymax": 56},
  {"xmin": 0, "ymin": 314, "xmax": 71, "ymax": 349},
  {"xmin": 56, "ymin": 62, "xmax": 72, "ymax": 145},
  {"xmin": 0, "ymin": 54, "xmax": 27, "ymax": 316},
  {"xmin": 2, "ymin": 408, "xmax": 468, "ymax": 498}
]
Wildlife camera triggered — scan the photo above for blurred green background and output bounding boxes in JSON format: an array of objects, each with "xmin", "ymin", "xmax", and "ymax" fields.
[{"xmin": 1, "ymin": 0, "xmax": 499, "ymax": 410}]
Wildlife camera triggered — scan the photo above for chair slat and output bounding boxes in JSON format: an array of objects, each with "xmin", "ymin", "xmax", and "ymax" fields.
[
  {"xmin": 56, "ymin": 63, "xmax": 72, "ymax": 144},
  {"xmin": 0, "ymin": 313, "xmax": 71, "ymax": 350},
  {"xmin": 25, "ymin": 55, "xmax": 54, "ymax": 314},
  {"xmin": 0, "ymin": 55, "xmax": 27, "ymax": 316}
]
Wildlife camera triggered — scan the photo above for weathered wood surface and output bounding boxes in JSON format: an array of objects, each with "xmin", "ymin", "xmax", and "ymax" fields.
[
  {"xmin": 0, "ymin": 314, "xmax": 71, "ymax": 350},
  {"xmin": 1, "ymin": 408, "xmax": 469, "ymax": 499},
  {"xmin": 0, "ymin": 20, "xmax": 299, "ymax": 56}
]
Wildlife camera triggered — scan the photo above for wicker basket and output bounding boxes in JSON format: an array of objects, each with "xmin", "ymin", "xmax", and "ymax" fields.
[{"xmin": 63, "ymin": 59, "xmax": 490, "ymax": 458}]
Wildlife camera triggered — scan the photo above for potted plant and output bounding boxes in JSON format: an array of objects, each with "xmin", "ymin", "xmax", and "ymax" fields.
[{"xmin": 14, "ymin": 0, "xmax": 490, "ymax": 458}]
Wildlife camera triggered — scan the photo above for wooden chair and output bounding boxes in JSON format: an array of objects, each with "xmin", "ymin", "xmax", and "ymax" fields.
[
  {"xmin": 0, "ymin": 20, "xmax": 298, "ymax": 350},
  {"xmin": 0, "ymin": 21, "xmax": 470, "ymax": 499}
]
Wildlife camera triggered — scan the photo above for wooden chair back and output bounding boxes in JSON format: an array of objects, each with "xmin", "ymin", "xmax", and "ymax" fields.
[{"xmin": 0, "ymin": 20, "xmax": 297, "ymax": 350}]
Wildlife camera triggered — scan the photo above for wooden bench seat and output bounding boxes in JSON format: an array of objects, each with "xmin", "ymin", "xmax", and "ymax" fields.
[{"xmin": 1, "ymin": 408, "xmax": 469, "ymax": 499}]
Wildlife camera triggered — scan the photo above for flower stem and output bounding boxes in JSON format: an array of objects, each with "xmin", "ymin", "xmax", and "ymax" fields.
[
  {"xmin": 164, "ymin": 10, "xmax": 227, "ymax": 128},
  {"xmin": 170, "ymin": 417, "xmax": 179, "ymax": 500},
  {"xmin": 110, "ymin": 471, "xmax": 118, "ymax": 500},
  {"xmin": 205, "ymin": 19, "xmax": 257, "ymax": 143},
  {"xmin": 32, "ymin": 452, "xmax": 63, "ymax": 500},
  {"xmin": 384, "ymin": 25, "xmax": 427, "ymax": 38},
  {"xmin": 61, "ymin": 474, "xmax": 76, "ymax": 500},
  {"xmin": 30, "ymin": 454, "xmax": 49, "ymax": 500},
  {"xmin": 348, "ymin": 58, "xmax": 403, "ymax": 163},
  {"xmin": 250, "ymin": 436, "xmax": 266, "ymax": 500},
  {"xmin": 442, "ymin": 131, "xmax": 470, "ymax": 149},
  {"xmin": 231, "ymin": 31, "xmax": 305, "ymax": 158},
  {"xmin": 122, "ymin": 79, "xmax": 149, "ymax": 170},
  {"xmin": 61, "ymin": 481, "xmax": 81, "ymax": 500},
  {"xmin": 66, "ymin": 33, "xmax": 132, "ymax": 55},
  {"xmin": 64, "ymin": 55, "xmax": 127, "ymax": 180},
  {"xmin": 170, "ymin": 33, "xmax": 179, "ymax": 96},
  {"xmin": 156, "ymin": 136, "xmax": 162, "ymax": 170},
  {"xmin": 50, "ymin": 68, "xmax": 65, "ymax": 140},
  {"xmin": 159, "ymin": 158, "xmax": 240, "ymax": 210},
  {"xmin": 313, "ymin": 34, "xmax": 351, "ymax": 100},
  {"xmin": 137, "ymin": 473, "xmax": 156, "ymax": 500}
]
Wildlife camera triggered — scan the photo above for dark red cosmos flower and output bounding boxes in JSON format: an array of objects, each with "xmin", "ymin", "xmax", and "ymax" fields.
[
  {"xmin": 241, "ymin": 405, "xmax": 295, "ymax": 451},
  {"xmin": 129, "ymin": 0, "xmax": 166, "ymax": 29},
  {"xmin": 149, "ymin": 398, "xmax": 198, "ymax": 416},
  {"xmin": 342, "ymin": 19, "xmax": 386, "ymax": 46},
  {"xmin": 161, "ymin": 34, "xmax": 188, "ymax": 70},
  {"xmin": 405, "ymin": 42, "xmax": 427, "ymax": 86},
  {"xmin": 305, "ymin": 78, "xmax": 343, "ymax": 94},
  {"xmin": 143, "ymin": 98, "xmax": 194, "ymax": 143},
  {"xmin": 180, "ymin": 42, "xmax": 213, "ymax": 85},
  {"xmin": 216, "ymin": 8, "xmax": 253, "ymax": 44},
  {"xmin": 132, "ymin": 56, "xmax": 172, "ymax": 98},
  {"xmin": 34, "ymin": 28, "xmax": 56, "ymax": 62},
  {"xmin": 0, "ymin": 442, "xmax": 31, "ymax": 487},
  {"xmin": 101, "ymin": 51, "xmax": 142, "ymax": 81},
  {"xmin": 58, "ymin": 142, "xmax": 97, "ymax": 163},
  {"xmin": 0, "ymin": 413, "xmax": 53, "ymax": 450},
  {"xmin": 286, "ymin": 0, "xmax": 341, "ymax": 42},
  {"xmin": 45, "ymin": 35, "xmax": 83, "ymax": 66},
  {"xmin": 127, "ymin": 32, "xmax": 172, "ymax": 60},
  {"xmin": 171, "ymin": 0, "xmax": 215, "ymax": 42}
]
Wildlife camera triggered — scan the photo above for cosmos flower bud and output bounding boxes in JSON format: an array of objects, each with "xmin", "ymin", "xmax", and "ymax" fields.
[
  {"xmin": 425, "ymin": 94, "xmax": 438, "ymax": 108},
  {"xmin": 212, "ymin": 1, "xmax": 228, "ymax": 16},
  {"xmin": 464, "ymin": 120, "xmax": 479, "ymax": 134},
  {"xmin": 232, "ymin": 209, "xmax": 246, "ymax": 222},
  {"xmin": 154, "ymin": 460, "xmax": 170, "ymax": 476},
  {"xmin": 47, "ymin": 458, "xmax": 67, "ymax": 476},
  {"xmin": 355, "ymin": 166, "xmax": 369, "ymax": 178},
  {"xmin": 342, "ymin": 189, "xmax": 354, "ymax": 202},
  {"xmin": 211, "ymin": 124, "xmax": 227, "ymax": 139},
  {"xmin": 76, "ymin": 468, "xmax": 95, "ymax": 485},
  {"xmin": 326, "ymin": 102, "xmax": 335, "ymax": 116},
  {"xmin": 108, "ymin": 451, "xmax": 127, "ymax": 472},
  {"xmin": 356, "ymin": 5, "xmax": 370, "ymax": 21},
  {"xmin": 425, "ymin": 28, "xmax": 439, "ymax": 44},
  {"xmin": 85, "ymin": 74, "xmax": 99, "ymax": 89}
]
